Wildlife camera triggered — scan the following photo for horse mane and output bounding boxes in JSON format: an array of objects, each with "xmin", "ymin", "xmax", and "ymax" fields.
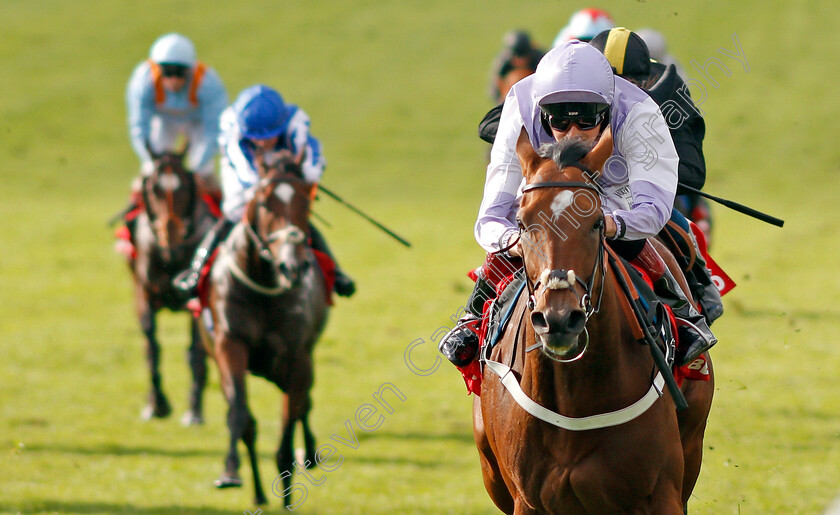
[{"xmin": 536, "ymin": 138, "xmax": 593, "ymax": 171}]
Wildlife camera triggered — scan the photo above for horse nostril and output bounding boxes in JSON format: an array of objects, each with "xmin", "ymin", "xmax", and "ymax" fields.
[
  {"xmin": 566, "ymin": 310, "xmax": 586, "ymax": 334},
  {"xmin": 531, "ymin": 311, "xmax": 550, "ymax": 334}
]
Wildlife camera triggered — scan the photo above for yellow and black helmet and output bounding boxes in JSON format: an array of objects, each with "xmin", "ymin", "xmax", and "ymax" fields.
[{"xmin": 589, "ymin": 27, "xmax": 651, "ymax": 83}]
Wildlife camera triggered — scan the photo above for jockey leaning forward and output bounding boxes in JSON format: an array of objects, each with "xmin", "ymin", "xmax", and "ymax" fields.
[
  {"xmin": 439, "ymin": 41, "xmax": 717, "ymax": 370},
  {"xmin": 173, "ymin": 84, "xmax": 356, "ymax": 300},
  {"xmin": 126, "ymin": 33, "xmax": 228, "ymax": 203},
  {"xmin": 589, "ymin": 27, "xmax": 722, "ymax": 317}
]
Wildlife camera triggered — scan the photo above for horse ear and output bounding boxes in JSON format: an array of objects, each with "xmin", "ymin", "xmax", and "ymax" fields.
[
  {"xmin": 581, "ymin": 126, "xmax": 613, "ymax": 173},
  {"xmin": 515, "ymin": 128, "xmax": 541, "ymax": 180}
]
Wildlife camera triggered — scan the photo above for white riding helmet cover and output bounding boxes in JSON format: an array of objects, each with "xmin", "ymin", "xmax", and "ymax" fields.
[
  {"xmin": 532, "ymin": 40, "xmax": 615, "ymax": 107},
  {"xmin": 149, "ymin": 33, "xmax": 196, "ymax": 67}
]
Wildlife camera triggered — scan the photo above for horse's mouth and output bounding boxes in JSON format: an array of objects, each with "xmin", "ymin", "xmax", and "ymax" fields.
[{"xmin": 538, "ymin": 331, "xmax": 585, "ymax": 362}]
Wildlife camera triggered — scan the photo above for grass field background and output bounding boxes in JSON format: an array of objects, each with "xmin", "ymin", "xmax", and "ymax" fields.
[{"xmin": 1, "ymin": 1, "xmax": 839, "ymax": 513}]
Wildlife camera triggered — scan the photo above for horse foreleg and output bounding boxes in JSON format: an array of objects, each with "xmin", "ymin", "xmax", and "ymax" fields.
[
  {"xmin": 300, "ymin": 412, "xmax": 317, "ymax": 469},
  {"xmin": 473, "ymin": 395, "xmax": 515, "ymax": 514},
  {"xmin": 276, "ymin": 393, "xmax": 297, "ymax": 508},
  {"xmin": 678, "ymin": 354, "xmax": 715, "ymax": 506},
  {"xmin": 136, "ymin": 288, "xmax": 170, "ymax": 420},
  {"xmin": 181, "ymin": 317, "xmax": 207, "ymax": 426},
  {"xmin": 214, "ymin": 336, "xmax": 249, "ymax": 491},
  {"xmin": 242, "ymin": 411, "xmax": 267, "ymax": 505}
]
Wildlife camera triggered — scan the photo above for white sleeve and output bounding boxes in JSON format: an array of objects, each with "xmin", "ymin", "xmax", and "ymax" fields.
[
  {"xmin": 219, "ymin": 107, "xmax": 258, "ymax": 188},
  {"xmin": 612, "ymin": 98, "xmax": 679, "ymax": 240},
  {"xmin": 474, "ymin": 98, "xmax": 527, "ymax": 253}
]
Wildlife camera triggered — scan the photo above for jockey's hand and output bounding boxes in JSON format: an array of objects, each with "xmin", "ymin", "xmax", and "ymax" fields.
[
  {"xmin": 508, "ymin": 241, "xmax": 523, "ymax": 258},
  {"xmin": 604, "ymin": 215, "xmax": 618, "ymax": 238}
]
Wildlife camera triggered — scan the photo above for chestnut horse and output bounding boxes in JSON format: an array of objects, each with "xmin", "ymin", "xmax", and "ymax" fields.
[
  {"xmin": 201, "ymin": 150, "xmax": 329, "ymax": 506},
  {"xmin": 130, "ymin": 148, "xmax": 214, "ymax": 424},
  {"xmin": 473, "ymin": 131, "xmax": 714, "ymax": 514}
]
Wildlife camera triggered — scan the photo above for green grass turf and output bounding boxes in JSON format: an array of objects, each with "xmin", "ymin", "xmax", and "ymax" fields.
[{"xmin": 1, "ymin": 0, "xmax": 839, "ymax": 513}]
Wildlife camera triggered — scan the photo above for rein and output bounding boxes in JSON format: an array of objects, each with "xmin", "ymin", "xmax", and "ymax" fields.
[
  {"xmin": 221, "ymin": 170, "xmax": 309, "ymax": 297},
  {"xmin": 484, "ymin": 178, "xmax": 666, "ymax": 430}
]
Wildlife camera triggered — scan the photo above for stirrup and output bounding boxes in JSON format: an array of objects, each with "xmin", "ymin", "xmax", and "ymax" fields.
[
  {"xmin": 676, "ymin": 318, "xmax": 718, "ymax": 366},
  {"xmin": 439, "ymin": 315, "xmax": 480, "ymax": 367}
]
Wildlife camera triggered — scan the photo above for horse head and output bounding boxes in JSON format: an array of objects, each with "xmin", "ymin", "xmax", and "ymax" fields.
[
  {"xmin": 514, "ymin": 128, "xmax": 613, "ymax": 361},
  {"xmin": 244, "ymin": 149, "xmax": 312, "ymax": 291},
  {"xmin": 141, "ymin": 144, "xmax": 197, "ymax": 260}
]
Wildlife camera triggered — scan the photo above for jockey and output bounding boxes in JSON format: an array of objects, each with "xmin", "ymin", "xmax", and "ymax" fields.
[
  {"xmin": 488, "ymin": 30, "xmax": 545, "ymax": 104},
  {"xmin": 173, "ymin": 84, "xmax": 356, "ymax": 299},
  {"xmin": 589, "ymin": 27, "xmax": 722, "ymax": 321},
  {"xmin": 551, "ymin": 7, "xmax": 615, "ymax": 47},
  {"xmin": 126, "ymin": 33, "xmax": 228, "ymax": 200},
  {"xmin": 439, "ymin": 41, "xmax": 717, "ymax": 368}
]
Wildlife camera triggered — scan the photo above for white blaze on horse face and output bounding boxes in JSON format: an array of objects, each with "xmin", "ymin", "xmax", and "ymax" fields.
[
  {"xmin": 550, "ymin": 190, "xmax": 575, "ymax": 221},
  {"xmin": 158, "ymin": 174, "xmax": 181, "ymax": 192},
  {"xmin": 275, "ymin": 183, "xmax": 296, "ymax": 204}
]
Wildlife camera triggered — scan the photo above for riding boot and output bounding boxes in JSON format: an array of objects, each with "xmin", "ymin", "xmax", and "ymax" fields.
[
  {"xmin": 687, "ymin": 249, "xmax": 724, "ymax": 325},
  {"xmin": 631, "ymin": 241, "xmax": 717, "ymax": 366},
  {"xmin": 173, "ymin": 218, "xmax": 235, "ymax": 300},
  {"xmin": 662, "ymin": 215, "xmax": 724, "ymax": 326},
  {"xmin": 309, "ymin": 223, "xmax": 355, "ymax": 297},
  {"xmin": 438, "ymin": 274, "xmax": 496, "ymax": 367}
]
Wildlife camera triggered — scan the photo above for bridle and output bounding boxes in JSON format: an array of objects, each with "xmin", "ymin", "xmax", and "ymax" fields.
[
  {"xmin": 484, "ymin": 177, "xmax": 669, "ymax": 430},
  {"xmin": 226, "ymin": 170, "xmax": 310, "ymax": 296},
  {"xmin": 517, "ymin": 180, "xmax": 608, "ymax": 361},
  {"xmin": 141, "ymin": 156, "xmax": 198, "ymax": 250}
]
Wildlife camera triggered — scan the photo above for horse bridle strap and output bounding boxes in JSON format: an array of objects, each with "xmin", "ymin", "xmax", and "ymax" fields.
[
  {"xmin": 522, "ymin": 179, "xmax": 603, "ymax": 195},
  {"xmin": 485, "ymin": 359, "xmax": 665, "ymax": 431}
]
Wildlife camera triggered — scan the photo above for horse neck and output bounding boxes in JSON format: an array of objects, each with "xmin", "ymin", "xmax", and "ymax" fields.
[{"xmin": 526, "ymin": 266, "xmax": 653, "ymax": 414}]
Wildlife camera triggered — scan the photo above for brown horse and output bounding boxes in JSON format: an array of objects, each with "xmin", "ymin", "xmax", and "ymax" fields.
[
  {"xmin": 129, "ymin": 147, "xmax": 215, "ymax": 424},
  {"xmin": 201, "ymin": 150, "xmax": 329, "ymax": 506},
  {"xmin": 472, "ymin": 131, "xmax": 714, "ymax": 514}
]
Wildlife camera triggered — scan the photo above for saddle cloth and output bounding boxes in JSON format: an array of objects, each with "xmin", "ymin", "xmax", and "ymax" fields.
[{"xmin": 455, "ymin": 258, "xmax": 710, "ymax": 396}]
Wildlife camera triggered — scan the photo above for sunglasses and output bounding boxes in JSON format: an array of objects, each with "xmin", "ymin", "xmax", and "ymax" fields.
[
  {"xmin": 544, "ymin": 111, "xmax": 606, "ymax": 132},
  {"xmin": 160, "ymin": 64, "xmax": 189, "ymax": 78}
]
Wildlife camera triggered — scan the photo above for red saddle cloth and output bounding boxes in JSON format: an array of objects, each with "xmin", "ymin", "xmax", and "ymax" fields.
[
  {"xmin": 113, "ymin": 226, "xmax": 136, "ymax": 260},
  {"xmin": 191, "ymin": 247, "xmax": 338, "ymax": 315},
  {"xmin": 455, "ymin": 252, "xmax": 712, "ymax": 397}
]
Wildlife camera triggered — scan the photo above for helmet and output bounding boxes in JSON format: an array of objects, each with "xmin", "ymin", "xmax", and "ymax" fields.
[
  {"xmin": 533, "ymin": 40, "xmax": 614, "ymax": 106},
  {"xmin": 233, "ymin": 85, "xmax": 287, "ymax": 140},
  {"xmin": 149, "ymin": 33, "xmax": 196, "ymax": 67},
  {"xmin": 589, "ymin": 28, "xmax": 651, "ymax": 82},
  {"xmin": 552, "ymin": 8, "xmax": 615, "ymax": 46},
  {"xmin": 503, "ymin": 30, "xmax": 534, "ymax": 57}
]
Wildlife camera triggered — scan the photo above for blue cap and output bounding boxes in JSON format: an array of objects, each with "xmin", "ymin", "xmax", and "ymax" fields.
[{"xmin": 234, "ymin": 85, "xmax": 287, "ymax": 140}]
